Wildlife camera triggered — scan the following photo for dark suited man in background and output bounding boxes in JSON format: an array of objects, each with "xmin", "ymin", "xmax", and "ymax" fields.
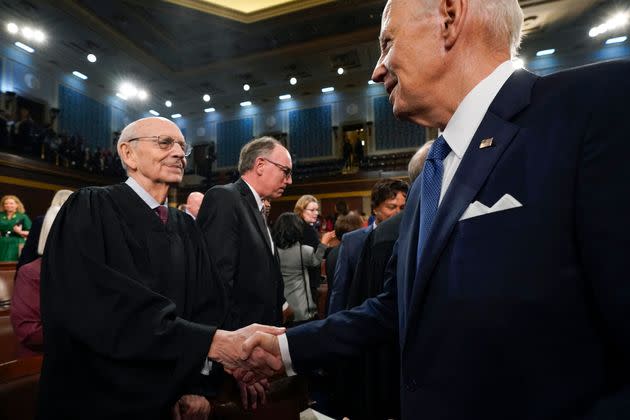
[
  {"xmin": 243, "ymin": 0, "xmax": 630, "ymax": 419},
  {"xmin": 197, "ymin": 137, "xmax": 292, "ymax": 329}
]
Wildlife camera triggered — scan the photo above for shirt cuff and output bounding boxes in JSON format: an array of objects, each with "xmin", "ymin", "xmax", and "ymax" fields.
[
  {"xmin": 278, "ymin": 333, "xmax": 296, "ymax": 376},
  {"xmin": 200, "ymin": 357, "xmax": 212, "ymax": 376},
  {"xmin": 282, "ymin": 301, "xmax": 289, "ymax": 311}
]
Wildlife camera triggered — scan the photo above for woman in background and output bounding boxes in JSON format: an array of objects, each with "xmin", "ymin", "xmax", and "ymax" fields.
[
  {"xmin": 294, "ymin": 195, "xmax": 327, "ymax": 301},
  {"xmin": 272, "ymin": 212, "xmax": 335, "ymax": 323},
  {"xmin": 10, "ymin": 189, "xmax": 72, "ymax": 356},
  {"xmin": 0, "ymin": 194, "xmax": 31, "ymax": 261}
]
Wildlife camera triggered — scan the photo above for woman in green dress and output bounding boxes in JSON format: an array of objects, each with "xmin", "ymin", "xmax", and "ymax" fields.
[{"xmin": 0, "ymin": 195, "xmax": 31, "ymax": 261}]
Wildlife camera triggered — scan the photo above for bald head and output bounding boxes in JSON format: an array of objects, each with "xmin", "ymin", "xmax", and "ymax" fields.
[
  {"xmin": 186, "ymin": 192, "xmax": 204, "ymax": 218},
  {"xmin": 408, "ymin": 139, "xmax": 434, "ymax": 183}
]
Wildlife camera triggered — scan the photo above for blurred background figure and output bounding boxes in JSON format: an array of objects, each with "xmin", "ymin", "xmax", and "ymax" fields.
[
  {"xmin": 185, "ymin": 191, "xmax": 204, "ymax": 219},
  {"xmin": 272, "ymin": 212, "xmax": 335, "ymax": 323},
  {"xmin": 294, "ymin": 195, "xmax": 325, "ymax": 302},
  {"xmin": 0, "ymin": 195, "xmax": 31, "ymax": 261},
  {"xmin": 10, "ymin": 189, "xmax": 72, "ymax": 357}
]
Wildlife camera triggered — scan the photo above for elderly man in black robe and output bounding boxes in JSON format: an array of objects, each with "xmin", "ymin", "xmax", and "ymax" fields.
[{"xmin": 38, "ymin": 117, "xmax": 283, "ymax": 419}]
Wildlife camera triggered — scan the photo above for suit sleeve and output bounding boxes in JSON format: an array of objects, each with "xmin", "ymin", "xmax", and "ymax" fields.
[
  {"xmin": 301, "ymin": 244, "xmax": 326, "ymax": 268},
  {"xmin": 286, "ymin": 241, "xmax": 399, "ymax": 373},
  {"xmin": 327, "ymin": 237, "xmax": 350, "ymax": 315},
  {"xmin": 196, "ymin": 187, "xmax": 242, "ymax": 328},
  {"xmin": 576, "ymin": 65, "xmax": 630, "ymax": 418}
]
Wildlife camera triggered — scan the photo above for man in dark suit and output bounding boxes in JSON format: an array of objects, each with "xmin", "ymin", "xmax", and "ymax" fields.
[
  {"xmin": 197, "ymin": 137, "xmax": 291, "ymax": 329},
  {"xmin": 242, "ymin": 0, "xmax": 630, "ymax": 419}
]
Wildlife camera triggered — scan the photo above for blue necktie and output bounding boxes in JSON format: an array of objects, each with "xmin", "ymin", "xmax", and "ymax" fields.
[{"xmin": 417, "ymin": 136, "xmax": 451, "ymax": 268}]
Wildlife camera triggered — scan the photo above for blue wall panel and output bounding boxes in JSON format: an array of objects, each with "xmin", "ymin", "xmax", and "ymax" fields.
[
  {"xmin": 217, "ymin": 118, "xmax": 253, "ymax": 167},
  {"xmin": 373, "ymin": 96, "xmax": 426, "ymax": 150},
  {"xmin": 288, "ymin": 105, "xmax": 332, "ymax": 159},
  {"xmin": 58, "ymin": 85, "xmax": 111, "ymax": 149}
]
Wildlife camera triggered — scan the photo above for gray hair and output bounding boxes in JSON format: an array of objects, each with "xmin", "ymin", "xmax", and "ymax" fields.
[
  {"xmin": 238, "ymin": 136, "xmax": 283, "ymax": 175},
  {"xmin": 408, "ymin": 139, "xmax": 434, "ymax": 183},
  {"xmin": 417, "ymin": 0, "xmax": 523, "ymax": 56}
]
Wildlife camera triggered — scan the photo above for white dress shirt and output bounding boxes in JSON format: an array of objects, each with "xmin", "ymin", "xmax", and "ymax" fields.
[{"xmin": 278, "ymin": 61, "xmax": 516, "ymax": 376}]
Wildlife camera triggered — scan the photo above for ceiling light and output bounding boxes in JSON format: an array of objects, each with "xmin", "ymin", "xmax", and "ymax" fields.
[
  {"xmin": 240, "ymin": 101, "xmax": 252, "ymax": 107},
  {"xmin": 171, "ymin": 113, "xmax": 182, "ymax": 119},
  {"xmin": 21, "ymin": 26, "xmax": 33, "ymax": 40},
  {"xmin": 204, "ymin": 107, "xmax": 216, "ymax": 113},
  {"xmin": 511, "ymin": 57, "xmax": 525, "ymax": 69},
  {"xmin": 337, "ymin": 67, "xmax": 344, "ymax": 75},
  {"xmin": 289, "ymin": 77, "xmax": 297, "ymax": 85},
  {"xmin": 116, "ymin": 92, "xmax": 128, "ymax": 101},
  {"xmin": 149, "ymin": 110, "xmax": 160, "ymax": 116},
  {"xmin": 243, "ymin": 84, "xmax": 250, "ymax": 91},
  {"xmin": 137, "ymin": 90, "xmax": 148, "ymax": 100},
  {"xmin": 589, "ymin": 12, "xmax": 628, "ymax": 37},
  {"xmin": 33, "ymin": 30, "xmax": 45, "ymax": 43},
  {"xmin": 87, "ymin": 54, "xmax": 97, "ymax": 63},
  {"xmin": 14, "ymin": 41, "xmax": 34, "ymax": 53},
  {"xmin": 7, "ymin": 23, "xmax": 18, "ymax": 34},
  {"xmin": 119, "ymin": 82, "xmax": 137, "ymax": 97},
  {"xmin": 321, "ymin": 87, "xmax": 335, "ymax": 93},
  {"xmin": 368, "ymin": 80, "xmax": 376, "ymax": 85},
  {"xmin": 536, "ymin": 49, "xmax": 555, "ymax": 56},
  {"xmin": 165, "ymin": 100, "xmax": 172, "ymax": 108},
  {"xmin": 279, "ymin": 94, "xmax": 292, "ymax": 100},
  {"xmin": 606, "ymin": 35, "xmax": 627, "ymax": 44},
  {"xmin": 203, "ymin": 94, "xmax": 211, "ymax": 102},
  {"xmin": 72, "ymin": 71, "xmax": 88, "ymax": 80}
]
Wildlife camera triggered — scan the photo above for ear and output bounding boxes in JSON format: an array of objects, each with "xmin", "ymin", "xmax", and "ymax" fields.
[
  {"xmin": 119, "ymin": 143, "xmax": 138, "ymax": 171},
  {"xmin": 440, "ymin": 0, "xmax": 468, "ymax": 50},
  {"xmin": 254, "ymin": 156, "xmax": 265, "ymax": 175}
]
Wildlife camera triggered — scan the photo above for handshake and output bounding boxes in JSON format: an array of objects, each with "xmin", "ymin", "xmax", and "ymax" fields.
[{"xmin": 208, "ymin": 323, "xmax": 288, "ymax": 383}]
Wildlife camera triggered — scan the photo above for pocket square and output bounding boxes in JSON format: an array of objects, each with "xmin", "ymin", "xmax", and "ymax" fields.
[{"xmin": 459, "ymin": 194, "xmax": 523, "ymax": 221}]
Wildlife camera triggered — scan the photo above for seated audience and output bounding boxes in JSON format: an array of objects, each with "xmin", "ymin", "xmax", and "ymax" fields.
[
  {"xmin": 10, "ymin": 189, "xmax": 73, "ymax": 357},
  {"xmin": 0, "ymin": 195, "xmax": 31, "ymax": 261}
]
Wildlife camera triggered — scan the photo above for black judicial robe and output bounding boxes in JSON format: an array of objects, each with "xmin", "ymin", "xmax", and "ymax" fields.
[{"xmin": 38, "ymin": 183, "xmax": 226, "ymax": 419}]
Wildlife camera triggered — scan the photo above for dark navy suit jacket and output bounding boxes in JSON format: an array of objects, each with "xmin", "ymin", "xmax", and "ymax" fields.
[
  {"xmin": 286, "ymin": 61, "xmax": 630, "ymax": 420},
  {"xmin": 327, "ymin": 225, "xmax": 372, "ymax": 314}
]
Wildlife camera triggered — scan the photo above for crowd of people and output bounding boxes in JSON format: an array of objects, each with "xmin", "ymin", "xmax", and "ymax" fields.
[{"xmin": 2, "ymin": 0, "xmax": 630, "ymax": 419}]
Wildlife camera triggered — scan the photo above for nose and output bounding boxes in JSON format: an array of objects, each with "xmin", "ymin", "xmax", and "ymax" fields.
[
  {"xmin": 285, "ymin": 173, "xmax": 293, "ymax": 185},
  {"xmin": 371, "ymin": 57, "xmax": 386, "ymax": 84}
]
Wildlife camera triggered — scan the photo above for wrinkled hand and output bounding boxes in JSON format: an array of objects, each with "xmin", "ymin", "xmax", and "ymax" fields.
[
  {"xmin": 172, "ymin": 394, "xmax": 211, "ymax": 420},
  {"xmin": 208, "ymin": 324, "xmax": 285, "ymax": 383},
  {"xmin": 241, "ymin": 331, "xmax": 284, "ymax": 383},
  {"xmin": 321, "ymin": 230, "xmax": 336, "ymax": 246}
]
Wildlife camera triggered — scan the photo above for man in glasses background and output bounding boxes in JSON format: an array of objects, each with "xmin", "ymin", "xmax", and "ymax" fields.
[{"xmin": 198, "ymin": 136, "xmax": 292, "ymax": 332}]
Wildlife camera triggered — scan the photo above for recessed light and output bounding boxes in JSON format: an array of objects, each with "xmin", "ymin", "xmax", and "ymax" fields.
[
  {"xmin": 149, "ymin": 110, "xmax": 160, "ymax": 116},
  {"xmin": 289, "ymin": 77, "xmax": 297, "ymax": 85},
  {"xmin": 279, "ymin": 94, "xmax": 292, "ymax": 100},
  {"xmin": 171, "ymin": 113, "xmax": 182, "ymax": 119},
  {"xmin": 606, "ymin": 35, "xmax": 627, "ymax": 44},
  {"xmin": 204, "ymin": 107, "xmax": 216, "ymax": 113},
  {"xmin": 21, "ymin": 26, "xmax": 34, "ymax": 40},
  {"xmin": 33, "ymin": 30, "xmax": 45, "ymax": 43},
  {"xmin": 337, "ymin": 67, "xmax": 344, "ymax": 75},
  {"xmin": 14, "ymin": 42, "xmax": 34, "ymax": 53},
  {"xmin": 7, "ymin": 23, "xmax": 18, "ymax": 34},
  {"xmin": 240, "ymin": 101, "xmax": 252, "ymax": 107},
  {"xmin": 165, "ymin": 100, "xmax": 172, "ymax": 108},
  {"xmin": 203, "ymin": 94, "xmax": 211, "ymax": 102},
  {"xmin": 72, "ymin": 71, "xmax": 88, "ymax": 80},
  {"xmin": 137, "ymin": 90, "xmax": 148, "ymax": 100},
  {"xmin": 321, "ymin": 87, "xmax": 335, "ymax": 93},
  {"xmin": 536, "ymin": 49, "xmax": 555, "ymax": 56},
  {"xmin": 87, "ymin": 54, "xmax": 97, "ymax": 63},
  {"xmin": 243, "ymin": 84, "xmax": 250, "ymax": 91}
]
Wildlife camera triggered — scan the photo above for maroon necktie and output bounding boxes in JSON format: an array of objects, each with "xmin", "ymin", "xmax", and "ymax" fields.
[{"xmin": 155, "ymin": 206, "xmax": 168, "ymax": 224}]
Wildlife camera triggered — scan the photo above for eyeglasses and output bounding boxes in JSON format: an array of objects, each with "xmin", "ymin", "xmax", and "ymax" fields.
[
  {"xmin": 262, "ymin": 157, "xmax": 292, "ymax": 179},
  {"xmin": 127, "ymin": 135, "xmax": 192, "ymax": 157},
  {"xmin": 305, "ymin": 208, "xmax": 319, "ymax": 213}
]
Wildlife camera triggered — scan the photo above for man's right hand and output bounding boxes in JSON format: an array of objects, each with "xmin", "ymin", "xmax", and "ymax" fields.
[{"xmin": 240, "ymin": 331, "xmax": 284, "ymax": 382}]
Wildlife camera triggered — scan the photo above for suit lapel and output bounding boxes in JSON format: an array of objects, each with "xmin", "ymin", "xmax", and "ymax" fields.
[
  {"xmin": 402, "ymin": 70, "xmax": 538, "ymax": 350},
  {"xmin": 236, "ymin": 178, "xmax": 273, "ymax": 255}
]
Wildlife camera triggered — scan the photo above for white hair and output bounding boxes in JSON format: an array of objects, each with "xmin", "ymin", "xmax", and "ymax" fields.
[
  {"xmin": 38, "ymin": 190, "xmax": 73, "ymax": 255},
  {"xmin": 416, "ymin": 0, "xmax": 523, "ymax": 56}
]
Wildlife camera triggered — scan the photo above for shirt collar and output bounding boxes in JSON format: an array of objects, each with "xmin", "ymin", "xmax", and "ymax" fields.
[
  {"xmin": 242, "ymin": 179, "xmax": 264, "ymax": 212},
  {"xmin": 442, "ymin": 61, "xmax": 515, "ymax": 159},
  {"xmin": 125, "ymin": 177, "xmax": 166, "ymax": 209}
]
